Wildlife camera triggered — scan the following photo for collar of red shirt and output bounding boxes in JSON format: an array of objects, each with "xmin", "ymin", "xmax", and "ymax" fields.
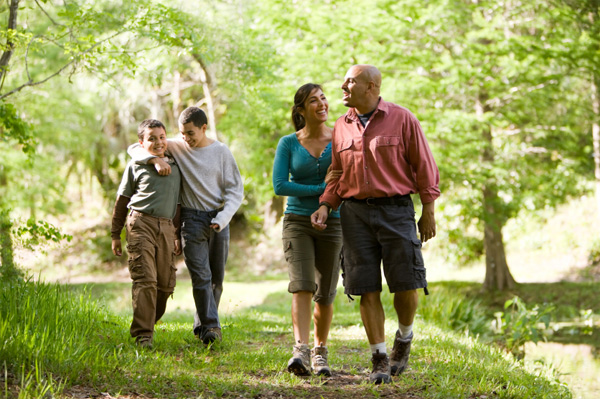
[{"xmin": 344, "ymin": 97, "xmax": 390, "ymax": 123}]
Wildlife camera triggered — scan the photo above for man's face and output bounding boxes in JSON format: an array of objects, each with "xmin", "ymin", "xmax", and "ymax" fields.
[
  {"xmin": 179, "ymin": 122, "xmax": 206, "ymax": 148},
  {"xmin": 139, "ymin": 127, "xmax": 167, "ymax": 157},
  {"xmin": 341, "ymin": 66, "xmax": 369, "ymax": 109}
]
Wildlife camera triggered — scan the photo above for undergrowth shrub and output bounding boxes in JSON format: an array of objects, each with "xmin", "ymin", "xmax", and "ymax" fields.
[
  {"xmin": 0, "ymin": 277, "xmax": 122, "ymax": 393},
  {"xmin": 419, "ymin": 284, "xmax": 490, "ymax": 337}
]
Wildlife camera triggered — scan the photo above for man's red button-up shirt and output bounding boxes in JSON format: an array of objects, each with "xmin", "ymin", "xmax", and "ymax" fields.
[{"xmin": 320, "ymin": 98, "xmax": 440, "ymax": 210}]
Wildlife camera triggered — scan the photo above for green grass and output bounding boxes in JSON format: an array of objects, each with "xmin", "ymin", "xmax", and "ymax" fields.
[{"xmin": 0, "ymin": 277, "xmax": 574, "ymax": 399}]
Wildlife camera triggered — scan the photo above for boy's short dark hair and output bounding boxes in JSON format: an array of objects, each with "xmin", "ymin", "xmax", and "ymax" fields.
[
  {"xmin": 137, "ymin": 119, "xmax": 166, "ymax": 140},
  {"xmin": 179, "ymin": 107, "xmax": 208, "ymax": 128}
]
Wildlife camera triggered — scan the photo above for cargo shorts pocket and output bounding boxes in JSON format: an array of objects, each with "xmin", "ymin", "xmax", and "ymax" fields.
[
  {"xmin": 127, "ymin": 243, "xmax": 145, "ymax": 280},
  {"xmin": 412, "ymin": 239, "xmax": 426, "ymax": 280},
  {"xmin": 283, "ymin": 240, "xmax": 293, "ymax": 263}
]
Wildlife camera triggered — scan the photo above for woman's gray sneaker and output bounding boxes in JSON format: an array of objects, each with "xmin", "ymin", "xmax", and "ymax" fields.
[
  {"xmin": 311, "ymin": 343, "xmax": 331, "ymax": 377},
  {"xmin": 390, "ymin": 330, "xmax": 413, "ymax": 376},
  {"xmin": 287, "ymin": 343, "xmax": 311, "ymax": 376}
]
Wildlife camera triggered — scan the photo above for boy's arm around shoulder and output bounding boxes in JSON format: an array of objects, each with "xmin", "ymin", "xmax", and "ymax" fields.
[{"xmin": 127, "ymin": 143, "xmax": 171, "ymax": 176}]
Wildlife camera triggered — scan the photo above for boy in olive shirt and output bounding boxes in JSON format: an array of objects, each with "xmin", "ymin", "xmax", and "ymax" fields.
[{"xmin": 111, "ymin": 119, "xmax": 182, "ymax": 348}]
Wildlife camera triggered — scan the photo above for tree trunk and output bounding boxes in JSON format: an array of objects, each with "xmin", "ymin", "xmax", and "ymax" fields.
[
  {"xmin": 0, "ymin": 0, "xmax": 19, "ymax": 89},
  {"xmin": 263, "ymin": 195, "xmax": 285, "ymax": 230},
  {"xmin": 482, "ymin": 187, "xmax": 516, "ymax": 291},
  {"xmin": 592, "ymin": 75, "xmax": 600, "ymax": 217},
  {"xmin": 478, "ymin": 95, "xmax": 516, "ymax": 291},
  {"xmin": 191, "ymin": 53, "xmax": 220, "ymax": 141}
]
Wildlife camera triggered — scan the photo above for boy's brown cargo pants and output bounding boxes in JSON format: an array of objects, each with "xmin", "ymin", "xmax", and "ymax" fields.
[{"xmin": 126, "ymin": 210, "xmax": 177, "ymax": 339}]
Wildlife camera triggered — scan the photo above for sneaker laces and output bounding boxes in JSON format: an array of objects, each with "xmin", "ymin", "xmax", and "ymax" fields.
[
  {"xmin": 372, "ymin": 350, "xmax": 389, "ymax": 373},
  {"xmin": 313, "ymin": 353, "xmax": 328, "ymax": 367}
]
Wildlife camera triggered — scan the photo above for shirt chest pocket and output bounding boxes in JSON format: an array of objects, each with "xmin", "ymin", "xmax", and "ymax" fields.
[
  {"xmin": 336, "ymin": 139, "xmax": 355, "ymax": 165},
  {"xmin": 373, "ymin": 136, "xmax": 403, "ymax": 163}
]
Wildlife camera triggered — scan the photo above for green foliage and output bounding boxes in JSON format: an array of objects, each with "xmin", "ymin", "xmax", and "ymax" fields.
[
  {"xmin": 0, "ymin": 0, "xmax": 599, "ymax": 286},
  {"xmin": 493, "ymin": 296, "xmax": 554, "ymax": 358},
  {"xmin": 587, "ymin": 237, "xmax": 600, "ymax": 265},
  {"xmin": 13, "ymin": 218, "xmax": 72, "ymax": 250},
  {"xmin": 419, "ymin": 284, "xmax": 491, "ymax": 337},
  {"xmin": 0, "ymin": 100, "xmax": 34, "ymax": 153}
]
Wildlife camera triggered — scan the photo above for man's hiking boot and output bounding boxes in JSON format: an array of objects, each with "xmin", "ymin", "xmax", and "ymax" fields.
[
  {"xmin": 287, "ymin": 343, "xmax": 311, "ymax": 376},
  {"xmin": 135, "ymin": 335, "xmax": 153, "ymax": 349},
  {"xmin": 202, "ymin": 327, "xmax": 222, "ymax": 345},
  {"xmin": 311, "ymin": 343, "xmax": 332, "ymax": 377},
  {"xmin": 390, "ymin": 330, "xmax": 413, "ymax": 376},
  {"xmin": 370, "ymin": 350, "xmax": 391, "ymax": 384}
]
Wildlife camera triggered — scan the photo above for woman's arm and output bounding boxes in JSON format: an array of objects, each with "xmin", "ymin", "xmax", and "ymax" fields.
[{"xmin": 272, "ymin": 136, "xmax": 326, "ymax": 197}]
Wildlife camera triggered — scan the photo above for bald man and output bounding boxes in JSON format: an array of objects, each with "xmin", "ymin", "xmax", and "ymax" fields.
[{"xmin": 311, "ymin": 64, "xmax": 440, "ymax": 384}]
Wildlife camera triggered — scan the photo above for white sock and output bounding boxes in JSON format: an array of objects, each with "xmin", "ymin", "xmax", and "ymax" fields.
[
  {"xmin": 370, "ymin": 342, "xmax": 386, "ymax": 354},
  {"xmin": 398, "ymin": 322, "xmax": 413, "ymax": 338}
]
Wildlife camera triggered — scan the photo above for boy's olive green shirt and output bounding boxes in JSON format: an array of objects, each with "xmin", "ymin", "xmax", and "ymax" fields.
[{"xmin": 117, "ymin": 157, "xmax": 181, "ymax": 219}]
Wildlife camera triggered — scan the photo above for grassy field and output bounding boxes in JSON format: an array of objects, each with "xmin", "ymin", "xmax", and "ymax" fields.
[
  {"xmin": 1, "ymin": 275, "xmax": 586, "ymax": 399},
  {"xmin": 3, "ymin": 197, "xmax": 599, "ymax": 398}
]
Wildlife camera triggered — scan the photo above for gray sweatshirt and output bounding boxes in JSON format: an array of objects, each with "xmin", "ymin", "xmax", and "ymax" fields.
[{"xmin": 128, "ymin": 138, "xmax": 243, "ymax": 232}]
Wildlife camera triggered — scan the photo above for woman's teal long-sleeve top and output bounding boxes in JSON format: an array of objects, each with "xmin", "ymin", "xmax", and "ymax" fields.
[{"xmin": 272, "ymin": 133, "xmax": 340, "ymax": 218}]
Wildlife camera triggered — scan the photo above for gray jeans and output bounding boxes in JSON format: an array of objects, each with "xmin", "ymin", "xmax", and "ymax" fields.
[{"xmin": 181, "ymin": 207, "xmax": 229, "ymax": 337}]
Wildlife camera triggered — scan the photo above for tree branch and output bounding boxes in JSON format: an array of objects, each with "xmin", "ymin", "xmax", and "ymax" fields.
[
  {"xmin": 0, "ymin": 30, "xmax": 125, "ymax": 100},
  {"xmin": 34, "ymin": 0, "xmax": 63, "ymax": 27}
]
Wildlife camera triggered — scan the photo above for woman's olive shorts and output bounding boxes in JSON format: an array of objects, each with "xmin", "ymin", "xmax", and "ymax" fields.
[{"xmin": 282, "ymin": 213, "xmax": 342, "ymax": 305}]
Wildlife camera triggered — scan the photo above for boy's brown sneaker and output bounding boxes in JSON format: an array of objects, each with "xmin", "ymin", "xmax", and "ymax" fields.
[
  {"xmin": 311, "ymin": 343, "xmax": 332, "ymax": 377},
  {"xmin": 202, "ymin": 327, "xmax": 222, "ymax": 345},
  {"xmin": 135, "ymin": 335, "xmax": 153, "ymax": 348},
  {"xmin": 390, "ymin": 330, "xmax": 413, "ymax": 376},
  {"xmin": 370, "ymin": 350, "xmax": 391, "ymax": 384},
  {"xmin": 287, "ymin": 343, "xmax": 311, "ymax": 376}
]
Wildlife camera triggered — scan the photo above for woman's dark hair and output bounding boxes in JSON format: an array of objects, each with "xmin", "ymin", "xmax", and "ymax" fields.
[{"xmin": 291, "ymin": 83, "xmax": 322, "ymax": 131}]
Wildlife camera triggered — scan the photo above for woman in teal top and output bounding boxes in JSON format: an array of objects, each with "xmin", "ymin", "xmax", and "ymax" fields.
[{"xmin": 273, "ymin": 83, "xmax": 342, "ymax": 377}]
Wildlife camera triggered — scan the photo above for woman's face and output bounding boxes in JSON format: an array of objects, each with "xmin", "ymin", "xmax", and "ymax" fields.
[{"xmin": 300, "ymin": 88, "xmax": 328, "ymax": 125}]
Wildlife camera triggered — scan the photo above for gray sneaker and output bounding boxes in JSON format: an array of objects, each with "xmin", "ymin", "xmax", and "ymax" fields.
[
  {"xmin": 202, "ymin": 327, "xmax": 222, "ymax": 345},
  {"xmin": 311, "ymin": 343, "xmax": 332, "ymax": 377},
  {"xmin": 390, "ymin": 330, "xmax": 413, "ymax": 376},
  {"xmin": 370, "ymin": 350, "xmax": 391, "ymax": 384},
  {"xmin": 287, "ymin": 343, "xmax": 311, "ymax": 376}
]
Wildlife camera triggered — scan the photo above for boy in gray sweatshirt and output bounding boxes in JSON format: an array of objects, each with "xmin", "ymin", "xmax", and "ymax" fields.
[{"xmin": 128, "ymin": 107, "xmax": 243, "ymax": 345}]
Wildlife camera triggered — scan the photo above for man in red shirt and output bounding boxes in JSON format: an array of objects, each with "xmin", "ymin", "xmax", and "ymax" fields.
[{"xmin": 311, "ymin": 64, "xmax": 440, "ymax": 384}]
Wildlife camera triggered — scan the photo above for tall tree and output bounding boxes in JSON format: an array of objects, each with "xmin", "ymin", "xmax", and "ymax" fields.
[
  {"xmin": 556, "ymin": 0, "xmax": 600, "ymax": 217},
  {"xmin": 404, "ymin": 0, "xmax": 591, "ymax": 289}
]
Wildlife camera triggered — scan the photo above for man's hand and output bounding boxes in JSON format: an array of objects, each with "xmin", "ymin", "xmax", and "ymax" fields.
[
  {"xmin": 311, "ymin": 205, "xmax": 330, "ymax": 231},
  {"xmin": 417, "ymin": 201, "xmax": 436, "ymax": 243},
  {"xmin": 210, "ymin": 223, "xmax": 220, "ymax": 231},
  {"xmin": 149, "ymin": 158, "xmax": 171, "ymax": 176},
  {"xmin": 112, "ymin": 239, "xmax": 122, "ymax": 256},
  {"xmin": 174, "ymin": 239, "xmax": 182, "ymax": 256},
  {"xmin": 324, "ymin": 166, "xmax": 342, "ymax": 184}
]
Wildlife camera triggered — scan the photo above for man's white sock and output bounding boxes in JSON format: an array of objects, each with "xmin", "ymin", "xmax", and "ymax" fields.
[
  {"xmin": 370, "ymin": 342, "xmax": 386, "ymax": 354},
  {"xmin": 398, "ymin": 322, "xmax": 413, "ymax": 338}
]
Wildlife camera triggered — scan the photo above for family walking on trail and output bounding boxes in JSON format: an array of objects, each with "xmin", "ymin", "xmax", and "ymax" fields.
[{"xmin": 111, "ymin": 64, "xmax": 440, "ymax": 385}]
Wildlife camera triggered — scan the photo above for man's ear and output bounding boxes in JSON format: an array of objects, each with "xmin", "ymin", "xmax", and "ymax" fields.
[{"xmin": 201, "ymin": 124, "xmax": 208, "ymax": 132}]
